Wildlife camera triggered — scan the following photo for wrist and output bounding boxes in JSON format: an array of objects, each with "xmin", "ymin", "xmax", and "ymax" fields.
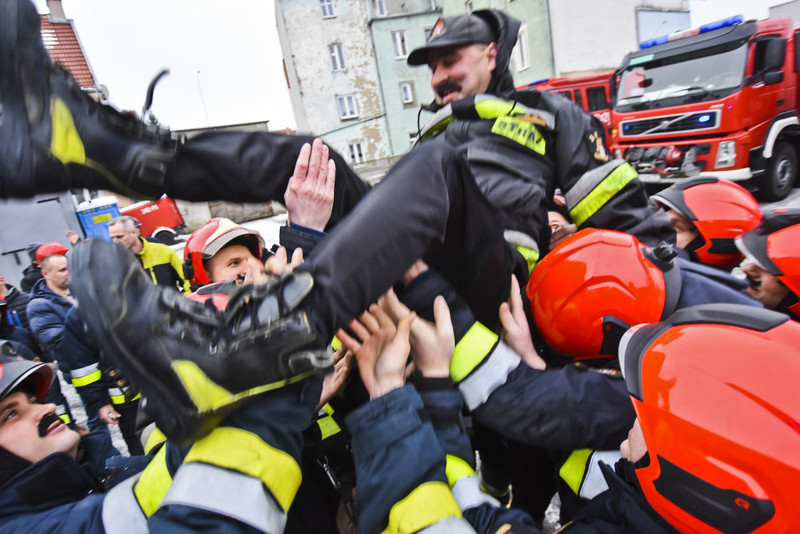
[{"xmin": 370, "ymin": 379, "xmax": 405, "ymax": 400}]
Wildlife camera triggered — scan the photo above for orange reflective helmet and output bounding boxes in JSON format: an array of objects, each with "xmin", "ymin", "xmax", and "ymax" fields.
[
  {"xmin": 35, "ymin": 242, "xmax": 69, "ymax": 266},
  {"xmin": 526, "ymin": 228, "xmax": 679, "ymax": 360},
  {"xmin": 652, "ymin": 177, "xmax": 762, "ymax": 269},
  {"xmin": 183, "ymin": 218, "xmax": 265, "ymax": 286},
  {"xmin": 736, "ymin": 208, "xmax": 800, "ymax": 317},
  {"xmin": 618, "ymin": 304, "xmax": 800, "ymax": 533}
]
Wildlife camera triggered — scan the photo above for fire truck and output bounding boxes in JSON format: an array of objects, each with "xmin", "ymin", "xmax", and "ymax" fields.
[
  {"xmin": 610, "ymin": 15, "xmax": 800, "ymax": 200},
  {"xmin": 520, "ymin": 71, "xmax": 615, "ymax": 128}
]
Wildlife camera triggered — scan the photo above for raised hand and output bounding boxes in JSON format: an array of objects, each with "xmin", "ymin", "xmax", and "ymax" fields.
[
  {"xmin": 499, "ymin": 275, "xmax": 546, "ymax": 369},
  {"xmin": 337, "ymin": 303, "xmax": 415, "ymax": 399},
  {"xmin": 380, "ymin": 289, "xmax": 454, "ymax": 378},
  {"xmin": 285, "ymin": 138, "xmax": 336, "ymax": 232}
]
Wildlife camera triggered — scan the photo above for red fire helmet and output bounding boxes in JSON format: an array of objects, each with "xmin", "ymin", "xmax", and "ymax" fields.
[
  {"xmin": 652, "ymin": 177, "xmax": 761, "ymax": 269},
  {"xmin": 618, "ymin": 303, "xmax": 800, "ymax": 533}
]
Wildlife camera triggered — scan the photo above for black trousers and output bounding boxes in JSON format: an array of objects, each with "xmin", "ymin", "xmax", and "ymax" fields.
[{"xmin": 167, "ymin": 132, "xmax": 527, "ymax": 340}]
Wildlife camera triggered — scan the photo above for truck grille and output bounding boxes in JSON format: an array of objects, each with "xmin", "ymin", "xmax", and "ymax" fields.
[{"xmin": 619, "ymin": 111, "xmax": 720, "ymax": 137}]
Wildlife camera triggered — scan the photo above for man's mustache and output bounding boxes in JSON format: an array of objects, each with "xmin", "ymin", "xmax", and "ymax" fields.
[
  {"xmin": 436, "ymin": 81, "xmax": 462, "ymax": 98},
  {"xmin": 745, "ymin": 274, "xmax": 761, "ymax": 290},
  {"xmin": 38, "ymin": 413, "xmax": 62, "ymax": 437}
]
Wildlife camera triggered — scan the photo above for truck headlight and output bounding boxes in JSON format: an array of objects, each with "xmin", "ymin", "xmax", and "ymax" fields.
[{"xmin": 716, "ymin": 140, "xmax": 736, "ymax": 168}]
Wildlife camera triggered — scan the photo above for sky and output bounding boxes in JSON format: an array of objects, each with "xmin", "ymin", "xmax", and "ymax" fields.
[
  {"xmin": 33, "ymin": 0, "xmax": 789, "ymax": 132},
  {"xmin": 35, "ymin": 0, "xmax": 297, "ymax": 131}
]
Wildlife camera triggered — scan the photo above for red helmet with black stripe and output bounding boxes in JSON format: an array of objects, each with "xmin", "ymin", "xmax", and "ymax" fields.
[
  {"xmin": 652, "ymin": 177, "xmax": 761, "ymax": 269},
  {"xmin": 618, "ymin": 304, "xmax": 800, "ymax": 533},
  {"xmin": 736, "ymin": 208, "xmax": 800, "ymax": 318}
]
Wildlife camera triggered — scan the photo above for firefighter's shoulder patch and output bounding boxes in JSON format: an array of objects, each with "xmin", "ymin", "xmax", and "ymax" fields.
[{"xmin": 586, "ymin": 130, "xmax": 610, "ymax": 162}]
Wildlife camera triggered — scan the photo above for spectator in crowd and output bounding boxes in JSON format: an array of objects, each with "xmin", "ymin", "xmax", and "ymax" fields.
[
  {"xmin": 0, "ymin": 271, "xmax": 31, "ymax": 329},
  {"xmin": 19, "ymin": 242, "xmax": 43, "ymax": 293},
  {"xmin": 107, "ymin": 216, "xmax": 190, "ymax": 294}
]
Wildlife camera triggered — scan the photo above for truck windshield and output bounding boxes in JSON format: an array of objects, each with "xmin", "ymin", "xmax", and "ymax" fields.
[{"xmin": 617, "ymin": 40, "xmax": 748, "ymax": 107}]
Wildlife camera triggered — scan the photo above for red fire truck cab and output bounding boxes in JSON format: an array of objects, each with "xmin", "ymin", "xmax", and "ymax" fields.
[
  {"xmin": 610, "ymin": 16, "xmax": 800, "ymax": 200},
  {"xmin": 520, "ymin": 71, "xmax": 615, "ymax": 129}
]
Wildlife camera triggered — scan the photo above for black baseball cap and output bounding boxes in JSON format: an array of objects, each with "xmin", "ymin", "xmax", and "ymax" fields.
[{"xmin": 407, "ymin": 13, "xmax": 496, "ymax": 66}]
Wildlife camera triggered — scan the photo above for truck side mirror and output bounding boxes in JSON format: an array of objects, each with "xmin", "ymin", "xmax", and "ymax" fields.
[
  {"xmin": 765, "ymin": 38, "xmax": 787, "ymax": 71},
  {"xmin": 764, "ymin": 70, "xmax": 784, "ymax": 85}
]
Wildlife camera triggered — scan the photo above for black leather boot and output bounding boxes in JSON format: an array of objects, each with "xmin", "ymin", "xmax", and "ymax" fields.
[
  {"xmin": 68, "ymin": 239, "xmax": 332, "ymax": 445},
  {"xmin": 0, "ymin": 0, "xmax": 175, "ymax": 199}
]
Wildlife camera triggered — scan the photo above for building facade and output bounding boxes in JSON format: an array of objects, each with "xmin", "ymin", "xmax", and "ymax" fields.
[{"xmin": 277, "ymin": 0, "xmax": 691, "ymax": 171}]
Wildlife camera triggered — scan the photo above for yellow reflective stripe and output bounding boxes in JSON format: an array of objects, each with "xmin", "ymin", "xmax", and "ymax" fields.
[
  {"xmin": 185, "ymin": 426, "xmax": 301, "ymax": 513},
  {"xmin": 50, "ymin": 97, "xmax": 86, "ymax": 165},
  {"xmin": 569, "ymin": 163, "xmax": 638, "ymax": 227},
  {"xmin": 110, "ymin": 394, "xmax": 126, "ymax": 405},
  {"xmin": 491, "ymin": 116, "xmax": 546, "ymax": 154},
  {"xmin": 445, "ymin": 454, "xmax": 475, "ymax": 487},
  {"xmin": 58, "ymin": 413, "xmax": 71, "ymax": 424},
  {"xmin": 145, "ymin": 427, "xmax": 168, "ymax": 455},
  {"xmin": 381, "ymin": 481, "xmax": 462, "ymax": 534},
  {"xmin": 171, "ymin": 359, "xmax": 314, "ymax": 413},
  {"xmin": 134, "ymin": 446, "xmax": 171, "ymax": 517},
  {"xmin": 317, "ymin": 404, "xmax": 342, "ymax": 439},
  {"xmin": 331, "ymin": 335, "xmax": 342, "ymax": 351},
  {"xmin": 72, "ymin": 369, "xmax": 102, "ymax": 387},
  {"xmin": 559, "ymin": 448, "xmax": 593, "ymax": 495},
  {"xmin": 131, "ymin": 392, "xmax": 141, "ymax": 401},
  {"xmin": 450, "ymin": 323, "xmax": 498, "ymax": 383},
  {"xmin": 513, "ymin": 244, "xmax": 540, "ymax": 274},
  {"xmin": 474, "ymin": 99, "xmax": 519, "ymax": 118}
]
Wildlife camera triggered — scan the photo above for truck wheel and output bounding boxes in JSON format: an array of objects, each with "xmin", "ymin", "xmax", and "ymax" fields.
[{"xmin": 760, "ymin": 141, "xmax": 797, "ymax": 202}]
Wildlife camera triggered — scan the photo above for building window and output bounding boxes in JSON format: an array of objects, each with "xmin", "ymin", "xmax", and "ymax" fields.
[
  {"xmin": 374, "ymin": 0, "xmax": 387, "ymax": 16},
  {"xmin": 391, "ymin": 31, "xmax": 408, "ymax": 58},
  {"xmin": 329, "ymin": 43, "xmax": 345, "ymax": 71},
  {"xmin": 400, "ymin": 82, "xmax": 414, "ymax": 104},
  {"xmin": 512, "ymin": 25, "xmax": 530, "ymax": 71},
  {"xmin": 337, "ymin": 95, "xmax": 358, "ymax": 119},
  {"xmin": 349, "ymin": 142, "xmax": 365, "ymax": 163},
  {"xmin": 320, "ymin": 0, "xmax": 335, "ymax": 18}
]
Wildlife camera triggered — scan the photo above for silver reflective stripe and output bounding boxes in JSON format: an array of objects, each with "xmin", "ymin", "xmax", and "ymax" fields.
[
  {"xmin": 160, "ymin": 462, "xmax": 286, "ymax": 533},
  {"xmin": 71, "ymin": 362, "xmax": 100, "ymax": 378},
  {"xmin": 103, "ymin": 474, "xmax": 148, "ymax": 534},
  {"xmin": 579, "ymin": 450, "xmax": 620, "ymax": 500},
  {"xmin": 503, "ymin": 229, "xmax": 540, "ymax": 253},
  {"xmin": 419, "ymin": 515, "xmax": 477, "ymax": 533},
  {"xmin": 564, "ymin": 159, "xmax": 627, "ymax": 208},
  {"xmin": 451, "ymin": 475, "xmax": 499, "ymax": 511},
  {"xmin": 108, "ymin": 387, "xmax": 123, "ymax": 397},
  {"xmin": 458, "ymin": 342, "xmax": 521, "ymax": 411}
]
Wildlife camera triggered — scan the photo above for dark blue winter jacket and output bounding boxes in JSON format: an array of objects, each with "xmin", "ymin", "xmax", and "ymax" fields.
[{"xmin": 26, "ymin": 278, "xmax": 73, "ymax": 357}]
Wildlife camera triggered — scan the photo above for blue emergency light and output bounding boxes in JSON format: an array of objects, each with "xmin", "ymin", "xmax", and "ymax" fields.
[
  {"xmin": 639, "ymin": 14, "xmax": 744, "ymax": 49},
  {"xmin": 698, "ymin": 114, "xmax": 711, "ymax": 123}
]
